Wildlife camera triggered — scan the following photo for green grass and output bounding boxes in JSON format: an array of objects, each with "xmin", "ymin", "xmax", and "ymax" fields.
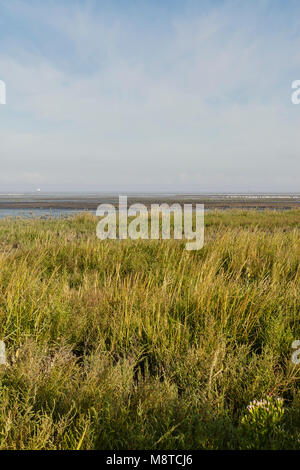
[{"xmin": 0, "ymin": 209, "xmax": 300, "ymax": 449}]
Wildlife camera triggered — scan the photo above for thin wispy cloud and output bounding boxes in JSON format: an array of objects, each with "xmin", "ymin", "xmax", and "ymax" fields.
[{"xmin": 0, "ymin": 0, "xmax": 299, "ymax": 191}]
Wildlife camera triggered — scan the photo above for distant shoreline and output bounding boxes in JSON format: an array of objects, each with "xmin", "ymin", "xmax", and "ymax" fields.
[{"xmin": 0, "ymin": 194, "xmax": 300, "ymax": 210}]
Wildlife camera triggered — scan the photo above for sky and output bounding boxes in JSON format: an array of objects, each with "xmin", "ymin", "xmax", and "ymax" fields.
[{"xmin": 0, "ymin": 0, "xmax": 300, "ymax": 193}]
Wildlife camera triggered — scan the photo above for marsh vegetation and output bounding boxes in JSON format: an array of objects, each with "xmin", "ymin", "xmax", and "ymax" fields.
[{"xmin": 0, "ymin": 210, "xmax": 299, "ymax": 449}]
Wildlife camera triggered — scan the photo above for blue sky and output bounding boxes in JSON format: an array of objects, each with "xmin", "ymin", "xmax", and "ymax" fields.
[{"xmin": 0, "ymin": 0, "xmax": 300, "ymax": 192}]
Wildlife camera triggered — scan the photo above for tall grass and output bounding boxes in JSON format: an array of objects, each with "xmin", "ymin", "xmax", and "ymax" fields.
[{"xmin": 0, "ymin": 209, "xmax": 299, "ymax": 449}]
